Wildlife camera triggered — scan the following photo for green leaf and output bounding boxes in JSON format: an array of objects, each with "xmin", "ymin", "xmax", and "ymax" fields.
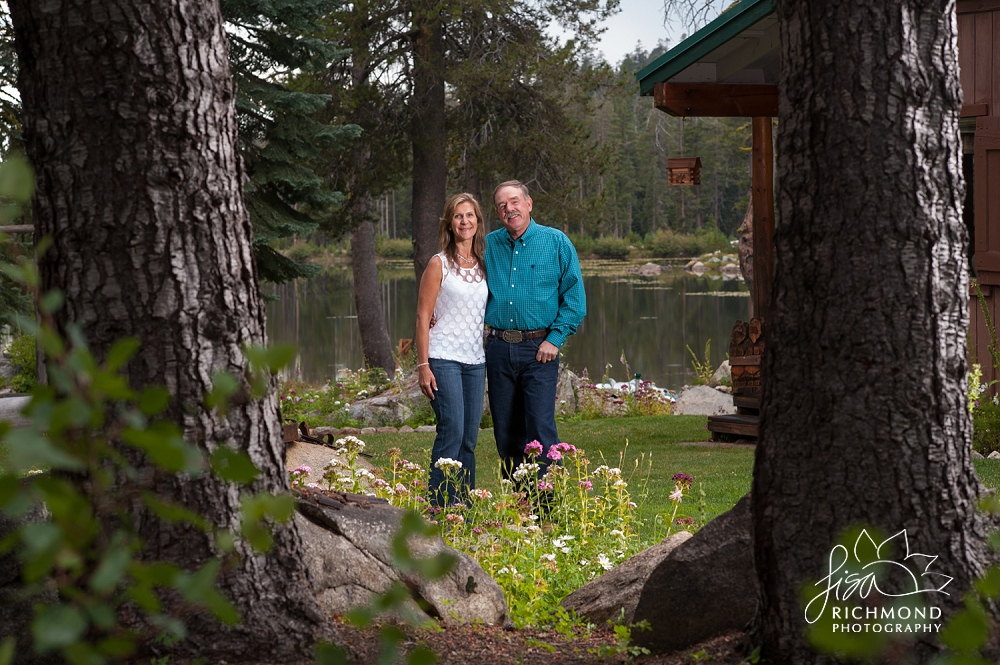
[
  {"xmin": 210, "ymin": 447, "xmax": 259, "ymax": 484},
  {"xmin": 0, "ymin": 155, "xmax": 35, "ymax": 202},
  {"xmin": 96, "ymin": 635, "xmax": 135, "ymax": 658},
  {"xmin": 104, "ymin": 337, "xmax": 140, "ymax": 372},
  {"xmin": 137, "ymin": 386, "xmax": 170, "ymax": 416},
  {"xmin": 6, "ymin": 429, "xmax": 85, "ymax": 472},
  {"xmin": 32, "ymin": 604, "xmax": 88, "ymax": 652},
  {"xmin": 37, "ymin": 326, "xmax": 65, "ymax": 357},
  {"xmin": 205, "ymin": 371, "xmax": 239, "ymax": 411},
  {"xmin": 244, "ymin": 343, "xmax": 297, "ymax": 373},
  {"xmin": 974, "ymin": 565, "xmax": 1000, "ymax": 599},
  {"xmin": 202, "ymin": 588, "xmax": 240, "ymax": 625},
  {"xmin": 86, "ymin": 603, "xmax": 117, "ymax": 631},
  {"xmin": 141, "ymin": 493, "xmax": 209, "ymax": 530},
  {"xmin": 38, "ymin": 290, "xmax": 64, "ymax": 315},
  {"xmin": 122, "ymin": 422, "xmax": 202, "ymax": 474},
  {"xmin": 0, "ymin": 637, "xmax": 15, "ymax": 665},
  {"xmin": 940, "ymin": 601, "xmax": 990, "ymax": 652},
  {"xmin": 315, "ymin": 642, "xmax": 349, "ymax": 665},
  {"xmin": 89, "ymin": 540, "xmax": 131, "ymax": 595},
  {"xmin": 174, "ymin": 560, "xmax": 220, "ymax": 603},
  {"xmin": 408, "ymin": 645, "xmax": 437, "ymax": 665}
]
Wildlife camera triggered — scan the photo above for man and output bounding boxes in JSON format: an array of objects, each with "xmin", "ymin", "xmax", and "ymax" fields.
[{"xmin": 484, "ymin": 180, "xmax": 586, "ymax": 479}]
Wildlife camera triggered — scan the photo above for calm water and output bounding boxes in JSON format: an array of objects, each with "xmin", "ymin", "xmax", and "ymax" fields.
[{"xmin": 265, "ymin": 261, "xmax": 749, "ymax": 391}]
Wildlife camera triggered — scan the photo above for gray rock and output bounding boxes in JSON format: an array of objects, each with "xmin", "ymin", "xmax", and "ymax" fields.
[
  {"xmin": 415, "ymin": 425, "xmax": 437, "ymax": 433},
  {"xmin": 673, "ymin": 385, "xmax": 735, "ymax": 416},
  {"xmin": 687, "ymin": 261, "xmax": 707, "ymax": 275},
  {"xmin": 635, "ymin": 262, "xmax": 663, "ymax": 276},
  {"xmin": 561, "ymin": 531, "xmax": 693, "ymax": 624},
  {"xmin": 720, "ymin": 264, "xmax": 743, "ymax": 279},
  {"xmin": 399, "ymin": 425, "xmax": 415, "ymax": 433},
  {"xmin": 0, "ymin": 355, "xmax": 16, "ymax": 382},
  {"xmin": 632, "ymin": 494, "xmax": 755, "ymax": 654},
  {"xmin": 349, "ymin": 378, "xmax": 424, "ymax": 427},
  {"xmin": 973, "ymin": 450, "xmax": 985, "ymax": 459},
  {"xmin": 988, "ymin": 451, "xmax": 1000, "ymax": 460},
  {"xmin": 296, "ymin": 491, "xmax": 508, "ymax": 627},
  {"xmin": 712, "ymin": 360, "xmax": 731, "ymax": 384},
  {"xmin": 286, "ymin": 441, "xmax": 374, "ymax": 488},
  {"xmin": 360, "ymin": 427, "xmax": 377, "ymax": 435},
  {"xmin": 555, "ymin": 366, "xmax": 582, "ymax": 416},
  {"xmin": 375, "ymin": 426, "xmax": 398, "ymax": 434},
  {"xmin": 311, "ymin": 426, "xmax": 341, "ymax": 438},
  {"xmin": 0, "ymin": 395, "xmax": 31, "ymax": 427}
]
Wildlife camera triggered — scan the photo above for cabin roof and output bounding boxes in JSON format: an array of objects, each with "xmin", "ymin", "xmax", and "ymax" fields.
[{"xmin": 636, "ymin": 0, "xmax": 778, "ymax": 96}]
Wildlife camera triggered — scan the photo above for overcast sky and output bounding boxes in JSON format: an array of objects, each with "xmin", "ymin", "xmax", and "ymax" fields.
[{"xmin": 591, "ymin": 0, "xmax": 676, "ymax": 65}]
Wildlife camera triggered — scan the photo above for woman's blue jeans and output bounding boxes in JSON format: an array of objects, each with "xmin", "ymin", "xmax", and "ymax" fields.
[{"xmin": 428, "ymin": 358, "xmax": 485, "ymax": 506}]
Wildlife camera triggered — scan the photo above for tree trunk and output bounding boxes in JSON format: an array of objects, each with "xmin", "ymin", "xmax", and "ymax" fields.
[
  {"xmin": 753, "ymin": 1, "xmax": 988, "ymax": 662},
  {"xmin": 410, "ymin": 0, "xmax": 447, "ymax": 284},
  {"xmin": 8, "ymin": 1, "xmax": 325, "ymax": 659},
  {"xmin": 351, "ymin": 215, "xmax": 396, "ymax": 373}
]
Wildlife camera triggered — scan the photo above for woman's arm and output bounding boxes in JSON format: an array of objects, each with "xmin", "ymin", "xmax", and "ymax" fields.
[{"xmin": 415, "ymin": 255, "xmax": 443, "ymax": 399}]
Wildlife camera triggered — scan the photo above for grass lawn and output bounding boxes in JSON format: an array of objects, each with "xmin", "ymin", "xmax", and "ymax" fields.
[{"xmin": 358, "ymin": 414, "xmax": 755, "ymax": 544}]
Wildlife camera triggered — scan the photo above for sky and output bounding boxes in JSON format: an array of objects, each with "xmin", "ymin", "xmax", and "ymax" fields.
[{"xmin": 591, "ymin": 0, "xmax": 677, "ymax": 65}]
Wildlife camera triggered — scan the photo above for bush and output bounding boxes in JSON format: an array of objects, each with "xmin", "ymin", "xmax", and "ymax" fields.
[
  {"xmin": 6, "ymin": 332, "xmax": 35, "ymax": 393},
  {"xmin": 644, "ymin": 229, "xmax": 681, "ymax": 257},
  {"xmin": 285, "ymin": 241, "xmax": 324, "ymax": 262},
  {"xmin": 567, "ymin": 233, "xmax": 595, "ymax": 257},
  {"xmin": 592, "ymin": 236, "xmax": 631, "ymax": 259},
  {"xmin": 375, "ymin": 236, "xmax": 413, "ymax": 259},
  {"xmin": 645, "ymin": 228, "xmax": 733, "ymax": 258}
]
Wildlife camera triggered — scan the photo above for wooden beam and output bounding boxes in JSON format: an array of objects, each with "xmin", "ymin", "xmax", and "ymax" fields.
[
  {"xmin": 957, "ymin": 0, "xmax": 1000, "ymax": 14},
  {"xmin": 751, "ymin": 117, "xmax": 775, "ymax": 323},
  {"xmin": 654, "ymin": 83, "xmax": 778, "ymax": 117},
  {"xmin": 962, "ymin": 103, "xmax": 989, "ymax": 117}
]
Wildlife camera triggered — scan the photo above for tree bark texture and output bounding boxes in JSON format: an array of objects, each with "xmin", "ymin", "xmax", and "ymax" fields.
[
  {"xmin": 8, "ymin": 1, "xmax": 324, "ymax": 659},
  {"xmin": 753, "ymin": 2, "xmax": 989, "ymax": 662},
  {"xmin": 351, "ymin": 216, "xmax": 396, "ymax": 373},
  {"xmin": 410, "ymin": 0, "xmax": 447, "ymax": 284}
]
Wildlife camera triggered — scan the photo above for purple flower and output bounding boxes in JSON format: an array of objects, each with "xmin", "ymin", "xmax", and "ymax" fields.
[
  {"xmin": 578, "ymin": 480, "xmax": 593, "ymax": 491},
  {"xmin": 538, "ymin": 480, "xmax": 554, "ymax": 491},
  {"xmin": 672, "ymin": 473, "xmax": 694, "ymax": 490},
  {"xmin": 546, "ymin": 448, "xmax": 562, "ymax": 461},
  {"xmin": 524, "ymin": 440, "xmax": 544, "ymax": 458}
]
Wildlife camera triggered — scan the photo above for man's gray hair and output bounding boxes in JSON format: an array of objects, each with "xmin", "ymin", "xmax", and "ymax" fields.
[{"xmin": 492, "ymin": 180, "xmax": 530, "ymax": 205}]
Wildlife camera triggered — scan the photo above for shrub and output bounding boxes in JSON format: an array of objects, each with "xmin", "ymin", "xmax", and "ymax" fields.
[
  {"xmin": 567, "ymin": 233, "xmax": 595, "ymax": 257},
  {"xmin": 6, "ymin": 332, "xmax": 35, "ymax": 393},
  {"xmin": 375, "ymin": 236, "xmax": 413, "ymax": 259},
  {"xmin": 592, "ymin": 236, "xmax": 631, "ymax": 259},
  {"xmin": 285, "ymin": 241, "xmax": 323, "ymax": 262},
  {"xmin": 644, "ymin": 229, "xmax": 680, "ymax": 257}
]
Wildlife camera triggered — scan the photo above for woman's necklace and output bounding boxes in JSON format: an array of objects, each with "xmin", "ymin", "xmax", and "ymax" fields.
[{"xmin": 458, "ymin": 253, "xmax": 476, "ymax": 265}]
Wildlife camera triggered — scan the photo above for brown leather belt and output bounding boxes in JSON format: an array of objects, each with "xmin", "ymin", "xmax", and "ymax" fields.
[{"xmin": 489, "ymin": 328, "xmax": 549, "ymax": 343}]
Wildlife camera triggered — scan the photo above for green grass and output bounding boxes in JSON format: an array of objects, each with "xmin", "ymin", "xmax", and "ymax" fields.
[{"xmin": 359, "ymin": 414, "xmax": 755, "ymax": 543}]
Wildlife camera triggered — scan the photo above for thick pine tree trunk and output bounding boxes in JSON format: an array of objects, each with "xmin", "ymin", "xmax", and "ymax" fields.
[
  {"xmin": 410, "ymin": 0, "xmax": 447, "ymax": 284},
  {"xmin": 8, "ymin": 1, "xmax": 325, "ymax": 659},
  {"xmin": 351, "ymin": 213, "xmax": 396, "ymax": 373},
  {"xmin": 753, "ymin": 1, "xmax": 989, "ymax": 661}
]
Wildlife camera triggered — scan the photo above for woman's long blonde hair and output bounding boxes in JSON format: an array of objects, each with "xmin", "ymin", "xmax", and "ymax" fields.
[{"xmin": 438, "ymin": 193, "xmax": 486, "ymax": 273}]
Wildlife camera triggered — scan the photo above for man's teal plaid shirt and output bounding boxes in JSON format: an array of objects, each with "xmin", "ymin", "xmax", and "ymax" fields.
[{"xmin": 484, "ymin": 219, "xmax": 586, "ymax": 348}]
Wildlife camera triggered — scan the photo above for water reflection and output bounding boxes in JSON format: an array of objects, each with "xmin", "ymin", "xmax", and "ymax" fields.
[{"xmin": 265, "ymin": 262, "xmax": 749, "ymax": 391}]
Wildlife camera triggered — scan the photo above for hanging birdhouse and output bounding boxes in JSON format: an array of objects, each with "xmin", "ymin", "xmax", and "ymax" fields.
[{"xmin": 666, "ymin": 157, "xmax": 702, "ymax": 186}]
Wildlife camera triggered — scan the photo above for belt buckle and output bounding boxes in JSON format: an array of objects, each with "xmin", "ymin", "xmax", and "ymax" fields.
[{"xmin": 502, "ymin": 329, "xmax": 524, "ymax": 343}]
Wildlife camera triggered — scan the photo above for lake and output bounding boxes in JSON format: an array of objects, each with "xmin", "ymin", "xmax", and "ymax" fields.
[{"xmin": 265, "ymin": 259, "xmax": 750, "ymax": 391}]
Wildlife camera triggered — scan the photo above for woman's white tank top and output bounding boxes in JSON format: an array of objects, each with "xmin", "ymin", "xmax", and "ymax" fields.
[{"xmin": 428, "ymin": 252, "xmax": 487, "ymax": 364}]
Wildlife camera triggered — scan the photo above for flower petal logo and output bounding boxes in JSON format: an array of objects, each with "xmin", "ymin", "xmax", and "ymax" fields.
[{"xmin": 804, "ymin": 529, "xmax": 953, "ymax": 624}]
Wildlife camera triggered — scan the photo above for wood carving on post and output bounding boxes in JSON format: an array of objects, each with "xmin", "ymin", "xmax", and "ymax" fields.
[
  {"xmin": 7, "ymin": 0, "xmax": 326, "ymax": 658},
  {"xmin": 729, "ymin": 318, "xmax": 764, "ymax": 403}
]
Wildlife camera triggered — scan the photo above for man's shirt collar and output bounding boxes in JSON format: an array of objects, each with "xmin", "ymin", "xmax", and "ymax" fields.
[{"xmin": 507, "ymin": 218, "xmax": 536, "ymax": 245}]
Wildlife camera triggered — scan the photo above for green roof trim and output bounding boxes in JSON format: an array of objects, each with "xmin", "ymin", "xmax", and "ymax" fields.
[{"xmin": 636, "ymin": 0, "xmax": 776, "ymax": 96}]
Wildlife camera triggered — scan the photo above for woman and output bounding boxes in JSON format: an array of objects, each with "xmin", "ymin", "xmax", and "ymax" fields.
[{"xmin": 415, "ymin": 193, "xmax": 489, "ymax": 506}]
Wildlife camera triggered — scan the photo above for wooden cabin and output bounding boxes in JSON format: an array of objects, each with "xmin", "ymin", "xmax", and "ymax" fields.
[{"xmin": 636, "ymin": 0, "xmax": 1000, "ymax": 437}]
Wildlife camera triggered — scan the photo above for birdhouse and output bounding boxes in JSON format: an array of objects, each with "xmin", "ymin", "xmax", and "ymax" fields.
[{"xmin": 666, "ymin": 157, "xmax": 702, "ymax": 186}]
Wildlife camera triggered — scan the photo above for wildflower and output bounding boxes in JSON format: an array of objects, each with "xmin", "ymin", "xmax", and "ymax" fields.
[
  {"xmin": 546, "ymin": 448, "xmax": 562, "ymax": 461},
  {"xmin": 512, "ymin": 462, "xmax": 540, "ymax": 480},
  {"xmin": 537, "ymin": 480, "xmax": 554, "ymax": 491},
  {"xmin": 470, "ymin": 488, "xmax": 493, "ymax": 501},
  {"xmin": 445, "ymin": 513, "xmax": 465, "ymax": 524},
  {"xmin": 578, "ymin": 480, "xmax": 593, "ymax": 491},
  {"xmin": 579, "ymin": 560, "xmax": 590, "ymax": 566},
  {"xmin": 675, "ymin": 517, "xmax": 695, "ymax": 526},
  {"xmin": 435, "ymin": 458, "xmax": 463, "ymax": 471},
  {"xmin": 292, "ymin": 465, "xmax": 312, "ymax": 475},
  {"xmin": 597, "ymin": 553, "xmax": 614, "ymax": 571},
  {"xmin": 627, "ymin": 501, "xmax": 637, "ymax": 509},
  {"xmin": 552, "ymin": 442, "xmax": 577, "ymax": 456},
  {"xmin": 334, "ymin": 401, "xmax": 341, "ymax": 406},
  {"xmin": 524, "ymin": 440, "xmax": 544, "ymax": 457},
  {"xmin": 387, "ymin": 447, "xmax": 402, "ymax": 458},
  {"xmin": 669, "ymin": 488, "xmax": 683, "ymax": 502},
  {"xmin": 500, "ymin": 479, "xmax": 514, "ymax": 487},
  {"xmin": 540, "ymin": 553, "xmax": 556, "ymax": 562},
  {"xmin": 394, "ymin": 483, "xmax": 411, "ymax": 496},
  {"xmin": 610, "ymin": 529, "xmax": 624, "ymax": 538},
  {"xmin": 472, "ymin": 528, "xmax": 483, "ymax": 535},
  {"xmin": 525, "ymin": 525, "xmax": 541, "ymax": 534},
  {"xmin": 612, "ymin": 479, "xmax": 628, "ymax": 489},
  {"xmin": 672, "ymin": 472, "xmax": 694, "ymax": 489}
]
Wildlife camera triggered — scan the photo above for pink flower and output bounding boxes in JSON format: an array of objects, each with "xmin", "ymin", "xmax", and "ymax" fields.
[
  {"xmin": 538, "ymin": 480, "xmax": 554, "ymax": 491},
  {"xmin": 524, "ymin": 440, "xmax": 544, "ymax": 457},
  {"xmin": 292, "ymin": 465, "xmax": 311, "ymax": 475},
  {"xmin": 553, "ymin": 442, "xmax": 577, "ymax": 455},
  {"xmin": 578, "ymin": 480, "xmax": 593, "ymax": 491},
  {"xmin": 546, "ymin": 448, "xmax": 562, "ymax": 461},
  {"xmin": 669, "ymin": 488, "xmax": 683, "ymax": 502}
]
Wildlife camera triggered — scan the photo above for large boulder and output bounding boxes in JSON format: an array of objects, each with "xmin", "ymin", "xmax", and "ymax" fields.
[
  {"xmin": 285, "ymin": 441, "xmax": 375, "ymax": 487},
  {"xmin": 560, "ymin": 530, "xmax": 692, "ymax": 624},
  {"xmin": 348, "ymin": 378, "xmax": 425, "ymax": 426},
  {"xmin": 555, "ymin": 366, "xmax": 583, "ymax": 416},
  {"xmin": 672, "ymin": 385, "xmax": 735, "ymax": 416},
  {"xmin": 0, "ymin": 395, "xmax": 31, "ymax": 427},
  {"xmin": 632, "ymin": 494, "xmax": 755, "ymax": 653},
  {"xmin": 295, "ymin": 487, "xmax": 508, "ymax": 627}
]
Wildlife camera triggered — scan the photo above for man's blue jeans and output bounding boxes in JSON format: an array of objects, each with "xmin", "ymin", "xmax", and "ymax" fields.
[
  {"xmin": 485, "ymin": 335, "xmax": 559, "ymax": 480},
  {"xmin": 428, "ymin": 358, "xmax": 485, "ymax": 506}
]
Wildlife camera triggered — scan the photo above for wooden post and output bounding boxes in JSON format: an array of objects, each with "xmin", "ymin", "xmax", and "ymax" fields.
[{"xmin": 751, "ymin": 117, "xmax": 775, "ymax": 321}]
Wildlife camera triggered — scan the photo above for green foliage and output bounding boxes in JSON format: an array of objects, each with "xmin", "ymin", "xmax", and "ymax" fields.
[
  {"xmin": 278, "ymin": 368, "xmax": 393, "ymax": 428},
  {"xmin": 285, "ymin": 241, "xmax": 325, "ymax": 263},
  {"xmin": 567, "ymin": 233, "xmax": 595, "ymax": 256},
  {"xmin": 645, "ymin": 227, "xmax": 734, "ymax": 258},
  {"xmin": 686, "ymin": 340, "xmax": 715, "ymax": 386},
  {"xmin": 5, "ymin": 332, "xmax": 34, "ymax": 393},
  {"xmin": 589, "ymin": 616, "xmax": 651, "ymax": 659},
  {"xmin": 221, "ymin": 1, "xmax": 360, "ymax": 283},
  {"xmin": 375, "ymin": 235, "xmax": 414, "ymax": 260},
  {"xmin": 591, "ymin": 236, "xmax": 631, "ymax": 259}
]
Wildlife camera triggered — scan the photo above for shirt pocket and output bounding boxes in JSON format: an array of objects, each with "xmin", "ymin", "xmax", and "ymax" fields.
[{"xmin": 531, "ymin": 261, "xmax": 560, "ymax": 290}]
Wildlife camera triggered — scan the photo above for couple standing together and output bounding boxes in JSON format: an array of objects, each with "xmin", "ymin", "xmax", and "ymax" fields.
[{"xmin": 414, "ymin": 180, "xmax": 586, "ymax": 506}]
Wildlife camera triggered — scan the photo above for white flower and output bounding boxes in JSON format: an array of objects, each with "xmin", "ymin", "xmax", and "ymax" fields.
[
  {"xmin": 669, "ymin": 488, "xmax": 683, "ymax": 502},
  {"xmin": 540, "ymin": 553, "xmax": 556, "ymax": 562},
  {"xmin": 552, "ymin": 535, "xmax": 575, "ymax": 548},
  {"xmin": 435, "ymin": 458, "xmax": 463, "ymax": 471},
  {"xmin": 470, "ymin": 488, "xmax": 493, "ymax": 500},
  {"xmin": 612, "ymin": 480, "xmax": 628, "ymax": 489},
  {"xmin": 994, "ymin": 395, "xmax": 999, "ymax": 406},
  {"xmin": 356, "ymin": 468, "xmax": 376, "ymax": 480},
  {"xmin": 500, "ymin": 479, "xmax": 514, "ymax": 486},
  {"xmin": 497, "ymin": 567, "xmax": 511, "ymax": 575},
  {"xmin": 610, "ymin": 529, "xmax": 624, "ymax": 538},
  {"xmin": 525, "ymin": 525, "xmax": 541, "ymax": 534},
  {"xmin": 597, "ymin": 553, "xmax": 614, "ymax": 571},
  {"xmin": 512, "ymin": 462, "xmax": 540, "ymax": 480},
  {"xmin": 579, "ymin": 560, "xmax": 589, "ymax": 566}
]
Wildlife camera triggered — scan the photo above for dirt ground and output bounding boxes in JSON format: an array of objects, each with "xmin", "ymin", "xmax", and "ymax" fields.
[{"xmin": 324, "ymin": 622, "xmax": 749, "ymax": 665}]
